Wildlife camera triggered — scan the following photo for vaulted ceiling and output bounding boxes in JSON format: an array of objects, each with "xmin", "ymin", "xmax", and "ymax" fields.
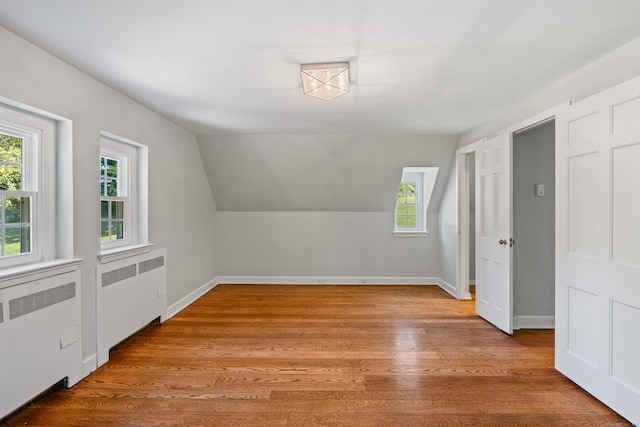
[{"xmin": 1, "ymin": 1, "xmax": 640, "ymax": 212}]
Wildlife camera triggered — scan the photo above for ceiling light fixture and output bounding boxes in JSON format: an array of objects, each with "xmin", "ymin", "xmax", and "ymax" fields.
[{"xmin": 300, "ymin": 62, "xmax": 349, "ymax": 101}]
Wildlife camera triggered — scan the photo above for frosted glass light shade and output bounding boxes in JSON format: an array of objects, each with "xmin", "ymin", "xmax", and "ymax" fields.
[{"xmin": 300, "ymin": 63, "xmax": 349, "ymax": 101}]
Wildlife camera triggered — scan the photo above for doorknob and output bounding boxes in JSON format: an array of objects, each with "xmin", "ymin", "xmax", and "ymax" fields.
[{"xmin": 499, "ymin": 239, "xmax": 507, "ymax": 246}]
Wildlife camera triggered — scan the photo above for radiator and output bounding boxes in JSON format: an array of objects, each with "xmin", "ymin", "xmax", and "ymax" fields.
[
  {"xmin": 96, "ymin": 248, "xmax": 167, "ymax": 367},
  {"xmin": 0, "ymin": 268, "xmax": 82, "ymax": 419}
]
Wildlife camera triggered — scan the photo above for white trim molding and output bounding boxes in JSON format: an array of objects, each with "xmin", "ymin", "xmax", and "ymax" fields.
[
  {"xmin": 513, "ymin": 315, "xmax": 555, "ymax": 330},
  {"xmin": 83, "ymin": 354, "xmax": 98, "ymax": 378},
  {"xmin": 166, "ymin": 277, "xmax": 219, "ymax": 319},
  {"xmin": 216, "ymin": 276, "xmax": 444, "ymax": 286}
]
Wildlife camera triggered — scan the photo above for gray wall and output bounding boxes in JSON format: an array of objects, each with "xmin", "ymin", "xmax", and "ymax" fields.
[
  {"xmin": 513, "ymin": 121, "xmax": 555, "ymax": 317},
  {"xmin": 197, "ymin": 134, "xmax": 459, "ymax": 212},
  {"xmin": 217, "ymin": 211, "xmax": 441, "ymax": 278},
  {"xmin": 0, "ymin": 27, "xmax": 218, "ymax": 361}
]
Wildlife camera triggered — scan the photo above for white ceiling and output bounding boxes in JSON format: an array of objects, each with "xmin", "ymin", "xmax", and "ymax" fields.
[{"xmin": 1, "ymin": 0, "xmax": 640, "ymax": 135}]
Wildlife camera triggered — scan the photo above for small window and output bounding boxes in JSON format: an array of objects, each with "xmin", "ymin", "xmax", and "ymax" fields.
[
  {"xmin": 394, "ymin": 167, "xmax": 438, "ymax": 234},
  {"xmin": 99, "ymin": 131, "xmax": 147, "ymax": 253},
  {"xmin": 100, "ymin": 152, "xmax": 127, "ymax": 244},
  {"xmin": 396, "ymin": 177, "xmax": 421, "ymax": 230}
]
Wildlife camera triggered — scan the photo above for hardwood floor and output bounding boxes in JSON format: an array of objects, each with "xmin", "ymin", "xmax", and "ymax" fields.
[{"xmin": 2, "ymin": 285, "xmax": 631, "ymax": 426}]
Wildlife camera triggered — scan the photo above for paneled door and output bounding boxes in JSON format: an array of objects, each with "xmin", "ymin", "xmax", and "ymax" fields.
[
  {"xmin": 555, "ymin": 76, "xmax": 640, "ymax": 425},
  {"xmin": 475, "ymin": 133, "xmax": 513, "ymax": 334}
]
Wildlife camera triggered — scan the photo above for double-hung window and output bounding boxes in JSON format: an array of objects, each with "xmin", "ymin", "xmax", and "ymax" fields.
[
  {"xmin": 0, "ymin": 100, "xmax": 73, "ymax": 271},
  {"xmin": 100, "ymin": 150, "xmax": 127, "ymax": 244},
  {"xmin": 99, "ymin": 132, "xmax": 147, "ymax": 254},
  {"xmin": 394, "ymin": 167, "xmax": 439, "ymax": 235},
  {"xmin": 0, "ymin": 127, "xmax": 36, "ymax": 261}
]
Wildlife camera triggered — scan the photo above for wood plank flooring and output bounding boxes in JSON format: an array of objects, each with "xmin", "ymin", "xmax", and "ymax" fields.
[{"xmin": 2, "ymin": 285, "xmax": 632, "ymax": 426}]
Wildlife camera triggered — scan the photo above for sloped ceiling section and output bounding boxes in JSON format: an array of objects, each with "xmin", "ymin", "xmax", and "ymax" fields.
[{"xmin": 197, "ymin": 134, "xmax": 459, "ymax": 212}]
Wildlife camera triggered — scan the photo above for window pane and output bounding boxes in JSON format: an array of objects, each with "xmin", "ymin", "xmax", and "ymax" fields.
[
  {"xmin": 114, "ymin": 220, "xmax": 124, "ymax": 240},
  {"xmin": 397, "ymin": 206, "xmax": 408, "ymax": 216},
  {"xmin": 4, "ymin": 196, "xmax": 30, "ymax": 224},
  {"xmin": 5, "ymin": 226, "xmax": 30, "ymax": 255},
  {"xmin": 0, "ymin": 164, "xmax": 22, "ymax": 190},
  {"xmin": 111, "ymin": 201, "xmax": 124, "ymax": 219},
  {"xmin": 100, "ymin": 220, "xmax": 111, "ymax": 242},
  {"xmin": 406, "ymin": 216, "xmax": 417, "ymax": 227},
  {"xmin": 108, "ymin": 221, "xmax": 123, "ymax": 241},
  {"xmin": 0, "ymin": 134, "xmax": 22, "ymax": 163},
  {"xmin": 106, "ymin": 178, "xmax": 117, "ymax": 196},
  {"xmin": 106, "ymin": 158, "xmax": 118, "ymax": 178},
  {"xmin": 0, "ymin": 134, "xmax": 23, "ymax": 191},
  {"xmin": 101, "ymin": 200, "xmax": 109, "ymax": 219}
]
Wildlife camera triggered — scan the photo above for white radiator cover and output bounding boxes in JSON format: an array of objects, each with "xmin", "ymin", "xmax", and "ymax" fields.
[
  {"xmin": 96, "ymin": 248, "xmax": 167, "ymax": 367},
  {"xmin": 0, "ymin": 268, "xmax": 82, "ymax": 419}
]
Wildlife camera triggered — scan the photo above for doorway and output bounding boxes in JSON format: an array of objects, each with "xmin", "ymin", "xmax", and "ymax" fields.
[
  {"xmin": 512, "ymin": 120, "xmax": 555, "ymax": 329},
  {"xmin": 456, "ymin": 119, "xmax": 555, "ymax": 329}
]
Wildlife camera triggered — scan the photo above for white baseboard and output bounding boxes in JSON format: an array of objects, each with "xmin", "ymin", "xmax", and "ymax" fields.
[
  {"xmin": 513, "ymin": 315, "xmax": 555, "ymax": 330},
  {"xmin": 166, "ymin": 278, "xmax": 218, "ymax": 320},
  {"xmin": 216, "ymin": 276, "xmax": 442, "ymax": 286},
  {"xmin": 436, "ymin": 278, "xmax": 457, "ymax": 298},
  {"xmin": 82, "ymin": 353, "xmax": 97, "ymax": 378}
]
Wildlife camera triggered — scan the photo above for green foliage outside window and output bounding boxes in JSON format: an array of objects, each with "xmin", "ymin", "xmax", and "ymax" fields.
[
  {"xmin": 1, "ymin": 133, "xmax": 31, "ymax": 256},
  {"xmin": 396, "ymin": 182, "xmax": 417, "ymax": 228}
]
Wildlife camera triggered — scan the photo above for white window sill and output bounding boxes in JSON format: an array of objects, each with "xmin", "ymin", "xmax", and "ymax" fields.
[
  {"xmin": 0, "ymin": 258, "xmax": 83, "ymax": 290},
  {"xmin": 98, "ymin": 243, "xmax": 154, "ymax": 264},
  {"xmin": 393, "ymin": 230, "xmax": 431, "ymax": 237}
]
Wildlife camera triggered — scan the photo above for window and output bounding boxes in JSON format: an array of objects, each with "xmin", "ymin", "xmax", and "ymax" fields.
[
  {"xmin": 394, "ymin": 167, "xmax": 438, "ymax": 234},
  {"xmin": 0, "ymin": 129, "xmax": 35, "ymax": 259},
  {"xmin": 0, "ymin": 107, "xmax": 54, "ymax": 268},
  {"xmin": 100, "ymin": 152, "xmax": 127, "ymax": 244},
  {"xmin": 0, "ymin": 99, "xmax": 73, "ymax": 272},
  {"xmin": 99, "ymin": 131, "xmax": 147, "ymax": 253}
]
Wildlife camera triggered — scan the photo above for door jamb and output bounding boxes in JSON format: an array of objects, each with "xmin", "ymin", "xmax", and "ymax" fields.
[{"xmin": 455, "ymin": 103, "xmax": 567, "ymax": 302}]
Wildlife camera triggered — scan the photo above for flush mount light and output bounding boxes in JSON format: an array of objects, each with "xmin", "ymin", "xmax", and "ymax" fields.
[{"xmin": 300, "ymin": 62, "xmax": 349, "ymax": 101}]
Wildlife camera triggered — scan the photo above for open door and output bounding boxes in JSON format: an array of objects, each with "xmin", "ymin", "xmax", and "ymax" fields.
[
  {"xmin": 555, "ymin": 77, "xmax": 640, "ymax": 425},
  {"xmin": 475, "ymin": 133, "xmax": 513, "ymax": 334}
]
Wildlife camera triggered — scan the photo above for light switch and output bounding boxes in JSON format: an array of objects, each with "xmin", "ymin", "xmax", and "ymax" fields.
[{"xmin": 535, "ymin": 184, "xmax": 545, "ymax": 197}]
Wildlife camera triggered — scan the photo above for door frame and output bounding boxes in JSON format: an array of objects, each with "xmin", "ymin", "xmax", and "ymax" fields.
[{"xmin": 455, "ymin": 104, "xmax": 565, "ymax": 303}]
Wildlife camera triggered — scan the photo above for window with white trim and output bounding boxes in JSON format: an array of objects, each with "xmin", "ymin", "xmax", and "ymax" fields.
[
  {"xmin": 0, "ymin": 104, "xmax": 59, "ymax": 268},
  {"xmin": 98, "ymin": 132, "xmax": 148, "ymax": 255},
  {"xmin": 100, "ymin": 151, "xmax": 127, "ymax": 244},
  {"xmin": 99, "ymin": 134, "xmax": 140, "ymax": 250},
  {"xmin": 394, "ymin": 167, "xmax": 438, "ymax": 234},
  {"xmin": 0, "ymin": 129, "xmax": 36, "ymax": 260}
]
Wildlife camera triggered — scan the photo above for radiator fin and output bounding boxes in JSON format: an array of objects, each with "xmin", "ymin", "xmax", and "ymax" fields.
[
  {"xmin": 9, "ymin": 282, "xmax": 76, "ymax": 320},
  {"xmin": 139, "ymin": 256, "xmax": 165, "ymax": 274},
  {"xmin": 102, "ymin": 264, "xmax": 137, "ymax": 287}
]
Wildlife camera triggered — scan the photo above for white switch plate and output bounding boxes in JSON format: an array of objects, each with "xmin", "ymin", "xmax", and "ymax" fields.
[{"xmin": 535, "ymin": 184, "xmax": 545, "ymax": 197}]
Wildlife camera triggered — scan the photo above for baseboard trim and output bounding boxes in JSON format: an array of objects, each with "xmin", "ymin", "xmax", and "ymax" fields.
[
  {"xmin": 166, "ymin": 278, "xmax": 218, "ymax": 320},
  {"xmin": 513, "ymin": 315, "xmax": 555, "ymax": 330},
  {"xmin": 82, "ymin": 353, "xmax": 97, "ymax": 378},
  {"xmin": 436, "ymin": 278, "xmax": 457, "ymax": 298},
  {"xmin": 216, "ymin": 276, "xmax": 442, "ymax": 286}
]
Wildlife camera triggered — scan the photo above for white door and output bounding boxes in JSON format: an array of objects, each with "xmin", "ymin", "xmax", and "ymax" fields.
[
  {"xmin": 556, "ymin": 76, "xmax": 640, "ymax": 425},
  {"xmin": 475, "ymin": 133, "xmax": 513, "ymax": 334}
]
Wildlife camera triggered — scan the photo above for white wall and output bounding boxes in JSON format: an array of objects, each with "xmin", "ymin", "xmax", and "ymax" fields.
[
  {"xmin": 217, "ymin": 211, "xmax": 441, "ymax": 279},
  {"xmin": 0, "ymin": 27, "xmax": 218, "ymax": 361},
  {"xmin": 438, "ymin": 35, "xmax": 640, "ymax": 294}
]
